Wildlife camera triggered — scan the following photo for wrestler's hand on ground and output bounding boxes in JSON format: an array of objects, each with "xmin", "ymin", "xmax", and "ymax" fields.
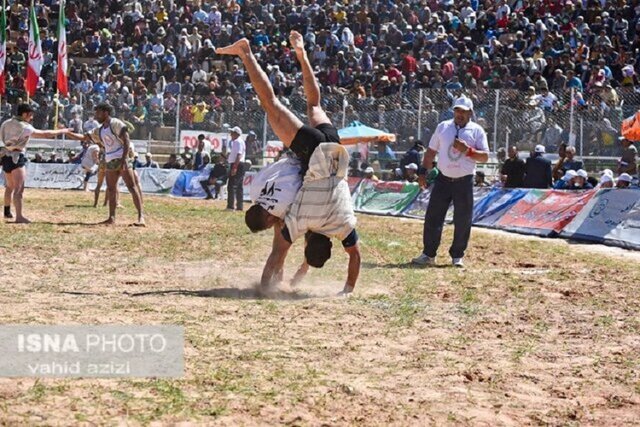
[
  {"xmin": 337, "ymin": 284, "xmax": 355, "ymax": 296},
  {"xmin": 289, "ymin": 30, "xmax": 304, "ymax": 53}
]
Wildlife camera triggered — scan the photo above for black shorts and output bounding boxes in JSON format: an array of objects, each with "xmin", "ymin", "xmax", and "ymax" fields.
[
  {"xmin": 1, "ymin": 153, "xmax": 27, "ymax": 173},
  {"xmin": 282, "ymin": 226, "xmax": 358, "ymax": 248},
  {"xmin": 290, "ymin": 123, "xmax": 340, "ymax": 172}
]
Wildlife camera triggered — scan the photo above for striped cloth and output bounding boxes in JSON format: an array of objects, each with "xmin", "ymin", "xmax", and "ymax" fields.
[{"xmin": 284, "ymin": 143, "xmax": 357, "ymax": 243}]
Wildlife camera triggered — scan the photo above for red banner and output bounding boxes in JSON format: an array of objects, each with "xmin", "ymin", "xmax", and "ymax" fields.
[{"xmin": 496, "ymin": 189, "xmax": 596, "ymax": 236}]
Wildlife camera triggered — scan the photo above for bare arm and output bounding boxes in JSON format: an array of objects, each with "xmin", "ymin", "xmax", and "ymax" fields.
[
  {"xmin": 31, "ymin": 128, "xmax": 73, "ymax": 139},
  {"xmin": 260, "ymin": 226, "xmax": 292, "ymax": 288},
  {"xmin": 290, "ymin": 260, "xmax": 309, "ymax": 287},
  {"xmin": 422, "ymin": 148, "xmax": 437, "ymax": 171},
  {"xmin": 120, "ymin": 129, "xmax": 131, "ymax": 168},
  {"xmin": 342, "ymin": 243, "xmax": 361, "ymax": 294},
  {"xmin": 65, "ymin": 131, "xmax": 91, "ymax": 141}
]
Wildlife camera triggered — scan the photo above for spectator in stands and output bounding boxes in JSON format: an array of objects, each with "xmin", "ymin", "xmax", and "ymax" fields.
[
  {"xmin": 523, "ymin": 145, "xmax": 552, "ymax": 189},
  {"xmin": 83, "ymin": 115, "xmax": 99, "ymax": 133},
  {"xmin": 142, "ymin": 154, "xmax": 159, "ymax": 169},
  {"xmin": 616, "ymin": 173, "xmax": 633, "ymax": 188},
  {"xmin": 32, "ymin": 153, "xmax": 44, "ymax": 163},
  {"xmin": 48, "ymin": 152, "xmax": 62, "ymax": 164},
  {"xmin": 574, "ymin": 170, "xmax": 594, "ymax": 190},
  {"xmin": 400, "ymin": 140, "xmax": 425, "ymax": 170},
  {"xmin": 404, "ymin": 163, "xmax": 419, "ymax": 183},
  {"xmin": 363, "ymin": 167, "xmax": 379, "ymax": 182},
  {"xmin": 501, "ymin": 146, "xmax": 526, "ymax": 188},
  {"xmin": 598, "ymin": 174, "xmax": 614, "ymax": 189},
  {"xmin": 554, "ymin": 170, "xmax": 578, "ymax": 190},
  {"xmin": 559, "ymin": 146, "xmax": 584, "ymax": 174},
  {"xmin": 617, "ymin": 137, "xmax": 638, "ymax": 176},
  {"xmin": 163, "ymin": 154, "xmax": 182, "ymax": 170},
  {"xmin": 475, "ymin": 171, "xmax": 488, "ymax": 187}
]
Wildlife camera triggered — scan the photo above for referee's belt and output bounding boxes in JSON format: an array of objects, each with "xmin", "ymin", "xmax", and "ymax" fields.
[{"xmin": 438, "ymin": 174, "xmax": 473, "ymax": 182}]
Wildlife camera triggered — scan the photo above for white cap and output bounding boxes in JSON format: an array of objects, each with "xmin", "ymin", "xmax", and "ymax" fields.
[
  {"xmin": 562, "ymin": 170, "xmax": 578, "ymax": 181},
  {"xmin": 600, "ymin": 169, "xmax": 614, "ymax": 177},
  {"xmin": 576, "ymin": 169, "xmax": 588, "ymax": 178},
  {"xmin": 534, "ymin": 144, "xmax": 546, "ymax": 153},
  {"xmin": 453, "ymin": 96, "xmax": 473, "ymax": 111},
  {"xmin": 230, "ymin": 126, "xmax": 242, "ymax": 135},
  {"xmin": 600, "ymin": 174, "xmax": 613, "ymax": 184},
  {"xmin": 364, "ymin": 167, "xmax": 374, "ymax": 174},
  {"xmin": 618, "ymin": 173, "xmax": 633, "ymax": 183},
  {"xmin": 395, "ymin": 167, "xmax": 403, "ymax": 175},
  {"xmin": 405, "ymin": 163, "xmax": 419, "ymax": 170}
]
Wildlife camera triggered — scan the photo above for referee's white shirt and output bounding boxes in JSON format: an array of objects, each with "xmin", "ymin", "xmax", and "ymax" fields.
[
  {"xmin": 428, "ymin": 119, "xmax": 489, "ymax": 178},
  {"xmin": 229, "ymin": 137, "xmax": 246, "ymax": 163}
]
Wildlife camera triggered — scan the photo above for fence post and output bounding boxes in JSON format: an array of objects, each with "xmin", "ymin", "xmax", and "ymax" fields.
[
  {"xmin": 569, "ymin": 87, "xmax": 575, "ymax": 146},
  {"xmin": 175, "ymin": 93, "xmax": 181, "ymax": 152},
  {"xmin": 341, "ymin": 94, "xmax": 347, "ymax": 129},
  {"xmin": 262, "ymin": 111, "xmax": 268, "ymax": 156},
  {"xmin": 580, "ymin": 117, "xmax": 584, "ymax": 158},
  {"xmin": 493, "ymin": 90, "xmax": 500, "ymax": 153},
  {"xmin": 417, "ymin": 89, "xmax": 423, "ymax": 140}
]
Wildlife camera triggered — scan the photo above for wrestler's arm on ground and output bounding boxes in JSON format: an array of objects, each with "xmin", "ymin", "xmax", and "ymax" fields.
[
  {"xmin": 260, "ymin": 224, "xmax": 292, "ymax": 288},
  {"xmin": 342, "ymin": 242, "xmax": 361, "ymax": 294},
  {"xmin": 290, "ymin": 260, "xmax": 309, "ymax": 287}
]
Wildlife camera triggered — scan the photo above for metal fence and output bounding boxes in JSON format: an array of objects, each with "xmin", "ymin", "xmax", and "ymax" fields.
[{"xmin": 3, "ymin": 86, "xmax": 637, "ymax": 158}]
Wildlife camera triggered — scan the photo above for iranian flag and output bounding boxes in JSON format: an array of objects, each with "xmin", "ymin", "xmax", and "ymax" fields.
[
  {"xmin": 0, "ymin": 0, "xmax": 7, "ymax": 96},
  {"xmin": 25, "ymin": 2, "xmax": 43, "ymax": 97},
  {"xmin": 57, "ymin": 0, "xmax": 68, "ymax": 97}
]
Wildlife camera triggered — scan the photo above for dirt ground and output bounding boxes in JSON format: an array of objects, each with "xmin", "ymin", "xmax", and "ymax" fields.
[{"xmin": 0, "ymin": 189, "xmax": 638, "ymax": 426}]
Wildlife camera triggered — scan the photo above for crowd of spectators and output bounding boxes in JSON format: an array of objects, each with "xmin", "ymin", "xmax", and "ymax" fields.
[{"xmin": 0, "ymin": 0, "xmax": 639, "ymax": 159}]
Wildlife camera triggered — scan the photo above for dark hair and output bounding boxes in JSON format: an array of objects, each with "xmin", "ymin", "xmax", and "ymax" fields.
[
  {"xmin": 245, "ymin": 204, "xmax": 270, "ymax": 233},
  {"xmin": 198, "ymin": 134, "xmax": 205, "ymax": 140},
  {"xmin": 95, "ymin": 103, "xmax": 113, "ymax": 115},
  {"xmin": 305, "ymin": 233, "xmax": 332, "ymax": 268},
  {"xmin": 16, "ymin": 103, "xmax": 34, "ymax": 116}
]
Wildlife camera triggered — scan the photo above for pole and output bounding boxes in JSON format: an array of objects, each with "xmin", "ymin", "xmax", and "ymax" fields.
[
  {"xmin": 54, "ymin": 91, "xmax": 59, "ymax": 129},
  {"xmin": 175, "ymin": 91, "xmax": 181, "ymax": 152},
  {"xmin": 493, "ymin": 89, "xmax": 500, "ymax": 153},
  {"xmin": 579, "ymin": 117, "xmax": 584, "ymax": 158},
  {"xmin": 341, "ymin": 95, "xmax": 347, "ymax": 129},
  {"xmin": 569, "ymin": 87, "xmax": 575, "ymax": 146},
  {"xmin": 417, "ymin": 89, "xmax": 423, "ymax": 140}
]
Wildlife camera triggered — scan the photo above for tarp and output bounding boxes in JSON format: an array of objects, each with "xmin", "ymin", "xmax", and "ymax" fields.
[
  {"xmin": 496, "ymin": 189, "xmax": 596, "ymax": 237},
  {"xmin": 338, "ymin": 121, "xmax": 396, "ymax": 145},
  {"xmin": 354, "ymin": 180, "xmax": 420, "ymax": 216},
  {"xmin": 171, "ymin": 169, "xmax": 255, "ymax": 201},
  {"xmin": 472, "ymin": 188, "xmax": 529, "ymax": 227},
  {"xmin": 560, "ymin": 189, "xmax": 640, "ymax": 250},
  {"xmin": 402, "ymin": 187, "xmax": 492, "ymax": 220}
]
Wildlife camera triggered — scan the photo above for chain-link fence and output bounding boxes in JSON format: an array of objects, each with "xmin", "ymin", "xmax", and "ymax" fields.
[{"xmin": 4, "ymin": 85, "xmax": 638, "ymax": 159}]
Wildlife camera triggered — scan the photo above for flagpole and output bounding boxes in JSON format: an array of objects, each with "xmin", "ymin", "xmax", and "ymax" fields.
[{"xmin": 54, "ymin": 91, "xmax": 59, "ymax": 129}]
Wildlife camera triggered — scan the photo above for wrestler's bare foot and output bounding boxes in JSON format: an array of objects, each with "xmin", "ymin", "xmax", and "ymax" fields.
[
  {"xmin": 215, "ymin": 38, "xmax": 251, "ymax": 57},
  {"xmin": 131, "ymin": 217, "xmax": 146, "ymax": 227},
  {"xmin": 100, "ymin": 217, "xmax": 116, "ymax": 226},
  {"xmin": 14, "ymin": 216, "xmax": 31, "ymax": 224},
  {"xmin": 289, "ymin": 30, "xmax": 305, "ymax": 55}
]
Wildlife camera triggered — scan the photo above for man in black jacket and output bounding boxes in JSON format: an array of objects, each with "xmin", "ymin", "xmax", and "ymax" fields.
[
  {"xmin": 523, "ymin": 144, "xmax": 552, "ymax": 189},
  {"xmin": 501, "ymin": 146, "xmax": 526, "ymax": 188},
  {"xmin": 200, "ymin": 155, "xmax": 229, "ymax": 200}
]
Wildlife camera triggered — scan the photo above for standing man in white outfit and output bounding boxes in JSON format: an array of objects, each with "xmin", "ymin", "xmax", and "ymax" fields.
[
  {"xmin": 412, "ymin": 96, "xmax": 489, "ymax": 267},
  {"xmin": 227, "ymin": 126, "xmax": 246, "ymax": 211}
]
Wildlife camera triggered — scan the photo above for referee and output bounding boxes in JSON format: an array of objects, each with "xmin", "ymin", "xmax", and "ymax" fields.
[{"xmin": 412, "ymin": 96, "xmax": 489, "ymax": 267}]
